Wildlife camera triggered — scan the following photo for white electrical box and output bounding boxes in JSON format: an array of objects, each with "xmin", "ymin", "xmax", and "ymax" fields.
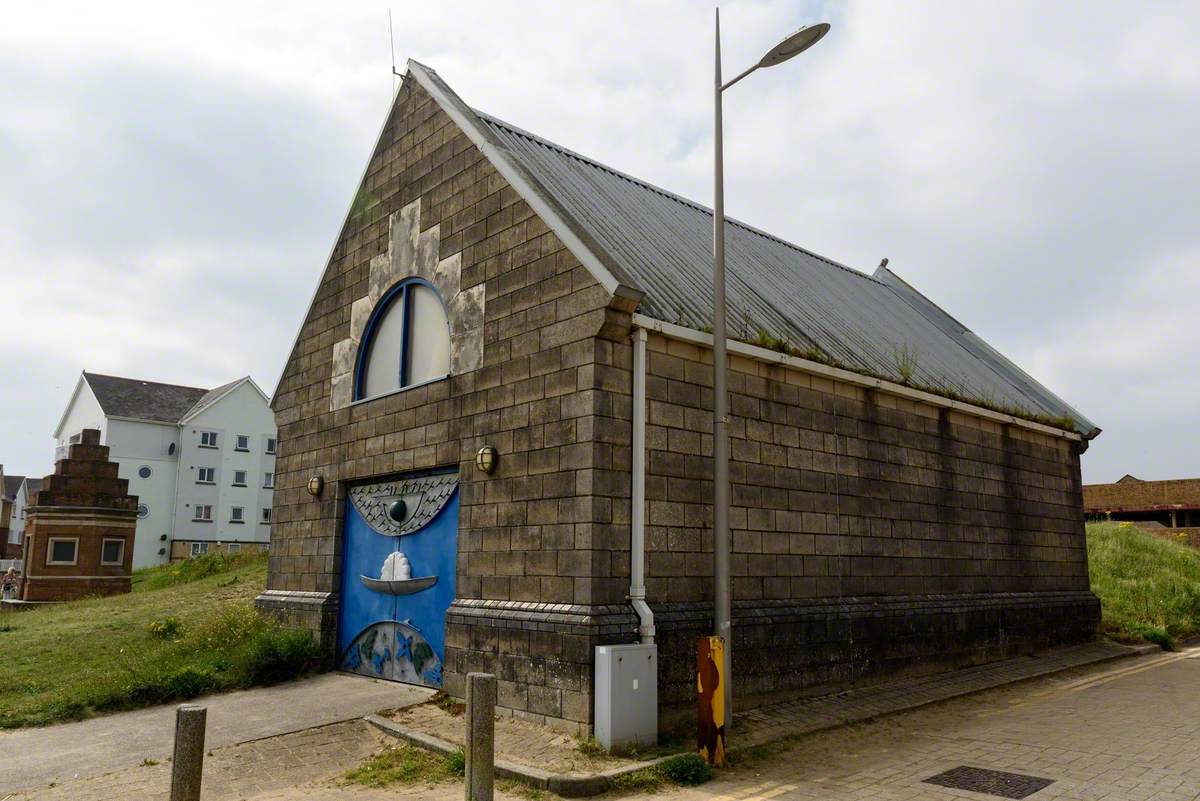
[{"xmin": 594, "ymin": 643, "xmax": 657, "ymax": 750}]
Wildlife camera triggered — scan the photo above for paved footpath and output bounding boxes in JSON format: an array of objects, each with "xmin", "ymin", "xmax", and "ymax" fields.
[
  {"xmin": 656, "ymin": 646, "xmax": 1200, "ymax": 801},
  {"xmin": 9, "ymin": 647, "xmax": 1200, "ymax": 801},
  {"xmin": 0, "ymin": 672, "xmax": 431, "ymax": 793}
]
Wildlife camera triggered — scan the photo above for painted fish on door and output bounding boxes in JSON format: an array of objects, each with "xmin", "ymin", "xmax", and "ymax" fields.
[{"xmin": 337, "ymin": 472, "xmax": 458, "ymax": 688}]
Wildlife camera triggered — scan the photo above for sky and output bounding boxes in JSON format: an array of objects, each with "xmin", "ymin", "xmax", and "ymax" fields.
[{"xmin": 1, "ymin": 1, "xmax": 1197, "ymax": 484}]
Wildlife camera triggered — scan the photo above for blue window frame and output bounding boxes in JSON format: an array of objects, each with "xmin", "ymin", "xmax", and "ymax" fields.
[{"xmin": 353, "ymin": 278, "xmax": 450, "ymax": 401}]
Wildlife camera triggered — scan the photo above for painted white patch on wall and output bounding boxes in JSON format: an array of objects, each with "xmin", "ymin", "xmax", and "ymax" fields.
[{"xmin": 329, "ymin": 198, "xmax": 484, "ymax": 410}]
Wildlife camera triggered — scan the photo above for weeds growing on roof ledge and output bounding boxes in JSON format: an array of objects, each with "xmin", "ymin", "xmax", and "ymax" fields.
[
  {"xmin": 660, "ymin": 320, "xmax": 1078, "ymax": 433},
  {"xmin": 728, "ymin": 328, "xmax": 1078, "ymax": 434}
]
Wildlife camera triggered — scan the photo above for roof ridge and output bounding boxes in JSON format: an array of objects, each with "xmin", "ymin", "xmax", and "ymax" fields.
[
  {"xmin": 179, "ymin": 376, "xmax": 252, "ymax": 423},
  {"xmin": 475, "ymin": 110, "xmax": 885, "ymax": 286}
]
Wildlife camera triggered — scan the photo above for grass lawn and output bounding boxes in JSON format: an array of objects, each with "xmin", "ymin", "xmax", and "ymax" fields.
[
  {"xmin": 1088, "ymin": 521, "xmax": 1200, "ymax": 649},
  {"xmin": 0, "ymin": 551, "xmax": 319, "ymax": 729}
]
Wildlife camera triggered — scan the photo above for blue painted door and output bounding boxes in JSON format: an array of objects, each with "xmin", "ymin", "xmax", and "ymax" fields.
[{"xmin": 337, "ymin": 473, "xmax": 458, "ymax": 688}]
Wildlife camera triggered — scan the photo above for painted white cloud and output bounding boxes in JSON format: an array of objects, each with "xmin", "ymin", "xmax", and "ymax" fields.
[{"xmin": 0, "ymin": 0, "xmax": 1196, "ymax": 485}]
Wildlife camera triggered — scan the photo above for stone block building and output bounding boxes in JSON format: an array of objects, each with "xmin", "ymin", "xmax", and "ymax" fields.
[
  {"xmin": 259, "ymin": 61, "xmax": 1102, "ymax": 733},
  {"xmin": 20, "ymin": 429, "xmax": 138, "ymax": 601}
]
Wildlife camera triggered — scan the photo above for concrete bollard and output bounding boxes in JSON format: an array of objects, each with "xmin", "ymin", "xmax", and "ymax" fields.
[
  {"xmin": 464, "ymin": 672, "xmax": 496, "ymax": 801},
  {"xmin": 170, "ymin": 703, "xmax": 207, "ymax": 801}
]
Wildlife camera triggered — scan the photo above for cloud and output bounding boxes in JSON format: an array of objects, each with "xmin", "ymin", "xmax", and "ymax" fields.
[{"xmin": 0, "ymin": 0, "xmax": 1196, "ymax": 485}]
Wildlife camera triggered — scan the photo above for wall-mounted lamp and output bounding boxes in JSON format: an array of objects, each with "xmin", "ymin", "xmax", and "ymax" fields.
[
  {"xmin": 307, "ymin": 475, "xmax": 325, "ymax": 498},
  {"xmin": 475, "ymin": 446, "xmax": 498, "ymax": 475}
]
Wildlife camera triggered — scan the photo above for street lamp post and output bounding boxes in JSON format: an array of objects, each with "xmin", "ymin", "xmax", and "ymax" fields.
[{"xmin": 711, "ymin": 8, "xmax": 829, "ymax": 731}]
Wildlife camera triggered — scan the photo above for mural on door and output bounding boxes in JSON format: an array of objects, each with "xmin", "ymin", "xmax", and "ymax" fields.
[{"xmin": 337, "ymin": 472, "xmax": 458, "ymax": 688}]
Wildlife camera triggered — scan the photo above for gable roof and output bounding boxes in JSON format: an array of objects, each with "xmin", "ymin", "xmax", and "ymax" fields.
[
  {"xmin": 78, "ymin": 373, "xmax": 271, "ymax": 428},
  {"xmin": 281, "ymin": 60, "xmax": 1096, "ymax": 438},
  {"xmin": 83, "ymin": 373, "xmax": 209, "ymax": 424},
  {"xmin": 19, "ymin": 477, "xmax": 42, "ymax": 499},
  {"xmin": 178, "ymin": 376, "xmax": 269, "ymax": 424},
  {"xmin": 3, "ymin": 475, "xmax": 23, "ymax": 501}
]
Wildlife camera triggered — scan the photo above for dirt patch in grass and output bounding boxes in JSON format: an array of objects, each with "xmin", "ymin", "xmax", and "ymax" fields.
[
  {"xmin": 391, "ymin": 701, "xmax": 633, "ymax": 775},
  {"xmin": 1088, "ymin": 521, "xmax": 1200, "ymax": 648},
  {"xmin": 0, "ymin": 551, "xmax": 320, "ymax": 728}
]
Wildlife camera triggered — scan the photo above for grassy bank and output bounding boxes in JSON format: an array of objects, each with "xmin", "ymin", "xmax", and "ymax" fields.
[
  {"xmin": 1088, "ymin": 521, "xmax": 1200, "ymax": 648},
  {"xmin": 0, "ymin": 551, "xmax": 319, "ymax": 729}
]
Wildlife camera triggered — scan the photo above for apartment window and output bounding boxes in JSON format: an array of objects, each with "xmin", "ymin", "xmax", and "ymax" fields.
[
  {"xmin": 233, "ymin": 470, "xmax": 247, "ymax": 487},
  {"xmin": 190, "ymin": 541, "xmax": 209, "ymax": 557},
  {"xmin": 230, "ymin": 506, "xmax": 245, "ymax": 523},
  {"xmin": 193, "ymin": 504, "xmax": 213, "ymax": 522},
  {"xmin": 138, "ymin": 465, "xmax": 152, "ymax": 479},
  {"xmin": 261, "ymin": 507, "xmax": 272, "ymax": 524},
  {"xmin": 137, "ymin": 503, "xmax": 149, "ymax": 519},
  {"xmin": 263, "ymin": 472, "xmax": 274, "ymax": 489},
  {"xmin": 100, "ymin": 538, "xmax": 125, "ymax": 565},
  {"xmin": 47, "ymin": 537, "xmax": 79, "ymax": 566},
  {"xmin": 199, "ymin": 431, "xmax": 218, "ymax": 448},
  {"xmin": 235, "ymin": 434, "xmax": 250, "ymax": 451},
  {"xmin": 227, "ymin": 542, "xmax": 241, "ymax": 554},
  {"xmin": 265, "ymin": 437, "xmax": 277, "ymax": 455},
  {"xmin": 197, "ymin": 467, "xmax": 215, "ymax": 484}
]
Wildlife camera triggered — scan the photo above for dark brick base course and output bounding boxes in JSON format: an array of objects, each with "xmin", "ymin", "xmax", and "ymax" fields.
[
  {"xmin": 652, "ymin": 591, "xmax": 1099, "ymax": 711},
  {"xmin": 444, "ymin": 600, "xmax": 638, "ymax": 733},
  {"xmin": 256, "ymin": 590, "xmax": 340, "ymax": 665}
]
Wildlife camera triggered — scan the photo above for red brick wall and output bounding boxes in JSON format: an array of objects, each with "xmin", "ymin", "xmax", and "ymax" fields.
[
  {"xmin": 21, "ymin": 429, "xmax": 138, "ymax": 602},
  {"xmin": 1084, "ymin": 478, "xmax": 1200, "ymax": 512}
]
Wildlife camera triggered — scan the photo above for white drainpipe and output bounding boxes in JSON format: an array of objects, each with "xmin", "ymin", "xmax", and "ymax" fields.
[{"xmin": 630, "ymin": 326, "xmax": 655, "ymax": 643}]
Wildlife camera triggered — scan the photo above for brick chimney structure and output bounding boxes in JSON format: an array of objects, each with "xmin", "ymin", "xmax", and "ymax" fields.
[{"xmin": 21, "ymin": 429, "xmax": 138, "ymax": 601}]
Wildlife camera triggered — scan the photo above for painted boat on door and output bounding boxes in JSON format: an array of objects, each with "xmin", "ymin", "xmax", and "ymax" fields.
[{"xmin": 337, "ymin": 472, "xmax": 458, "ymax": 688}]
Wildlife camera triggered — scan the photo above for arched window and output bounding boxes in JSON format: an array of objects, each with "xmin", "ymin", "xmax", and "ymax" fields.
[{"xmin": 354, "ymin": 278, "xmax": 451, "ymax": 401}]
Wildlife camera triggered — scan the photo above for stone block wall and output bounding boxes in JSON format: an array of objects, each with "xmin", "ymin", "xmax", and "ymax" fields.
[
  {"xmin": 260, "ymin": 77, "xmax": 636, "ymax": 733},
  {"xmin": 637, "ymin": 333, "xmax": 1097, "ymax": 708}
]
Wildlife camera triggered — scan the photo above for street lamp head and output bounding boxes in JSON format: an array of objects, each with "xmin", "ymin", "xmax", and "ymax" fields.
[{"xmin": 757, "ymin": 22, "xmax": 830, "ymax": 68}]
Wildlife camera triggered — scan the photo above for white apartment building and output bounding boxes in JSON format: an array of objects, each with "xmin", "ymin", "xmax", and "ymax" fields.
[
  {"xmin": 52, "ymin": 372, "xmax": 276, "ymax": 569},
  {"xmin": 6, "ymin": 476, "xmax": 42, "ymax": 557}
]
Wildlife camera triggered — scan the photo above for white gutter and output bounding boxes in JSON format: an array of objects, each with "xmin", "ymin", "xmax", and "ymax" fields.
[
  {"xmin": 632, "ymin": 313, "xmax": 1082, "ymax": 442},
  {"xmin": 629, "ymin": 326, "xmax": 655, "ymax": 643}
]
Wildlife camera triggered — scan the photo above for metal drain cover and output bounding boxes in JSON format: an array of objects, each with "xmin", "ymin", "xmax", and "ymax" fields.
[{"xmin": 924, "ymin": 766, "xmax": 1054, "ymax": 799}]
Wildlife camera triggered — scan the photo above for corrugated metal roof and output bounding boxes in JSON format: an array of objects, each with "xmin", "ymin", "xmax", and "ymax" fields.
[{"xmin": 477, "ymin": 111, "xmax": 1097, "ymax": 436}]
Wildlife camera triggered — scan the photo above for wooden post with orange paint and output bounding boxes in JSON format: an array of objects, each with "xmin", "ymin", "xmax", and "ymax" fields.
[{"xmin": 697, "ymin": 635, "xmax": 727, "ymax": 766}]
